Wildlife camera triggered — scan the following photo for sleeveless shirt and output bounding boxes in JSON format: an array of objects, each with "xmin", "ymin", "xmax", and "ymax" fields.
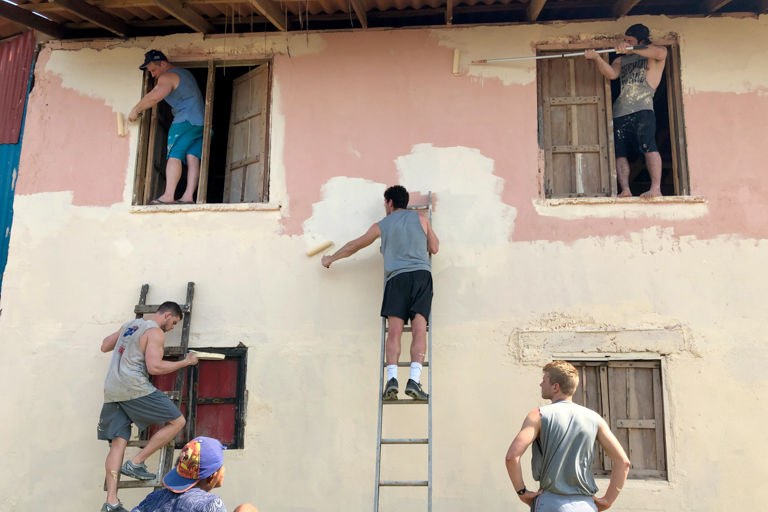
[
  {"xmin": 103, "ymin": 319, "xmax": 159, "ymax": 403},
  {"xmin": 612, "ymin": 54, "xmax": 656, "ymax": 119},
  {"xmin": 531, "ymin": 400, "xmax": 600, "ymax": 495},
  {"xmin": 378, "ymin": 209, "xmax": 431, "ymax": 281},
  {"xmin": 165, "ymin": 68, "xmax": 205, "ymax": 126}
]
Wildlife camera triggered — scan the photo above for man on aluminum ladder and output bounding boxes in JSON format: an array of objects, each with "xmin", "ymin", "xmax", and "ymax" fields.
[{"xmin": 322, "ymin": 185, "xmax": 439, "ymax": 400}]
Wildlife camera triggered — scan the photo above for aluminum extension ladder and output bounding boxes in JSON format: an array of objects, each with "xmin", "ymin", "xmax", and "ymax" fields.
[
  {"xmin": 374, "ymin": 192, "xmax": 433, "ymax": 512},
  {"xmin": 106, "ymin": 282, "xmax": 195, "ymax": 491}
]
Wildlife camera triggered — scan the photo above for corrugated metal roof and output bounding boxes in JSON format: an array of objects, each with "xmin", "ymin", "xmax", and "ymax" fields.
[{"xmin": 0, "ymin": 31, "xmax": 34, "ymax": 145}]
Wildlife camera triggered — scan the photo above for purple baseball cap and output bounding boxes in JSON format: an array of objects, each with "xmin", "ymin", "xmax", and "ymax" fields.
[{"xmin": 163, "ymin": 437, "xmax": 227, "ymax": 493}]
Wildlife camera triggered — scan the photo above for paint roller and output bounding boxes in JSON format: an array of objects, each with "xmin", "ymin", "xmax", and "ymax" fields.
[
  {"xmin": 117, "ymin": 112, "xmax": 126, "ymax": 137},
  {"xmin": 306, "ymin": 240, "xmax": 334, "ymax": 257}
]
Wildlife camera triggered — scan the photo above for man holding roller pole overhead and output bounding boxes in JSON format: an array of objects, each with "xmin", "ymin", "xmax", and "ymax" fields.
[{"xmin": 585, "ymin": 24, "xmax": 667, "ymax": 198}]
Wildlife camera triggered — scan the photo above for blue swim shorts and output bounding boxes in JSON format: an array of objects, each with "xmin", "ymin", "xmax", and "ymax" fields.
[{"xmin": 167, "ymin": 121, "xmax": 204, "ymax": 161}]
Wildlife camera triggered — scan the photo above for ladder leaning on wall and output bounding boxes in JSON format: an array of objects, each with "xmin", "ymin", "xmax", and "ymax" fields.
[
  {"xmin": 104, "ymin": 282, "xmax": 195, "ymax": 492},
  {"xmin": 373, "ymin": 192, "xmax": 433, "ymax": 512}
]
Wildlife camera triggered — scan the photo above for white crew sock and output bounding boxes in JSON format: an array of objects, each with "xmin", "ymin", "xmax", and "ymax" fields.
[
  {"xmin": 387, "ymin": 365, "xmax": 398, "ymax": 382},
  {"xmin": 410, "ymin": 362, "xmax": 423, "ymax": 383}
]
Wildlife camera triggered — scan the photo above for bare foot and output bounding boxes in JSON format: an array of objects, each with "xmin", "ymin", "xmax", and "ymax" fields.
[
  {"xmin": 618, "ymin": 189, "xmax": 633, "ymax": 198},
  {"xmin": 640, "ymin": 189, "xmax": 662, "ymax": 198}
]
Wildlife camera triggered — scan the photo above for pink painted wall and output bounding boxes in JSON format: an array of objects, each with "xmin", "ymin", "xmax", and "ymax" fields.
[
  {"xmin": 15, "ymin": 50, "xmax": 129, "ymax": 207},
  {"xmin": 16, "ymin": 32, "xmax": 768, "ymax": 241}
]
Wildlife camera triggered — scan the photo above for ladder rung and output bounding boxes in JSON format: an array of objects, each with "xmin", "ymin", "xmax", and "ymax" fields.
[
  {"xmin": 385, "ymin": 326, "xmax": 429, "ymax": 333},
  {"xmin": 384, "ymin": 361, "xmax": 429, "ymax": 368},
  {"xmin": 383, "ymin": 399, "xmax": 428, "ymax": 405},
  {"xmin": 381, "ymin": 438, "xmax": 428, "ymax": 444},
  {"xmin": 379, "ymin": 480, "xmax": 429, "ymax": 486}
]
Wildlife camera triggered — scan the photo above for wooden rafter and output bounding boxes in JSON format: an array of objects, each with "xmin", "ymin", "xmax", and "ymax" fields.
[
  {"xmin": 0, "ymin": 0, "xmax": 69, "ymax": 38},
  {"xmin": 152, "ymin": 0, "xmax": 216, "ymax": 33},
  {"xmin": 613, "ymin": 0, "xmax": 641, "ymax": 17},
  {"xmin": 445, "ymin": 0, "xmax": 452, "ymax": 24},
  {"xmin": 704, "ymin": 0, "xmax": 732, "ymax": 11},
  {"xmin": 246, "ymin": 0, "xmax": 286, "ymax": 31},
  {"xmin": 349, "ymin": 0, "xmax": 367, "ymax": 28},
  {"xmin": 51, "ymin": 0, "xmax": 132, "ymax": 36},
  {"xmin": 526, "ymin": 0, "xmax": 547, "ymax": 21}
]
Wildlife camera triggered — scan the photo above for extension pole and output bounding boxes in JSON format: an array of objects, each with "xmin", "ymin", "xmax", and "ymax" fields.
[{"xmin": 472, "ymin": 45, "xmax": 647, "ymax": 64}]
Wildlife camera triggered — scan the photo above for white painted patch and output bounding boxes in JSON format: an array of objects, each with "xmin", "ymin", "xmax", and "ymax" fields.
[
  {"xmin": 533, "ymin": 197, "xmax": 709, "ymax": 220},
  {"xmin": 396, "ymin": 144, "xmax": 516, "ymax": 267},
  {"xmin": 267, "ymin": 80, "xmax": 289, "ymax": 217},
  {"xmin": 11, "ymin": 191, "xmax": 75, "ymax": 245},
  {"xmin": 302, "ymin": 177, "xmax": 386, "ymax": 255},
  {"xmin": 113, "ymin": 239, "xmax": 134, "ymax": 258}
]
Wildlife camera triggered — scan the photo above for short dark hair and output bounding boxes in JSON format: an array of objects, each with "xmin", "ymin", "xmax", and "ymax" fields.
[
  {"xmin": 157, "ymin": 301, "xmax": 183, "ymax": 318},
  {"xmin": 384, "ymin": 185, "xmax": 409, "ymax": 210}
]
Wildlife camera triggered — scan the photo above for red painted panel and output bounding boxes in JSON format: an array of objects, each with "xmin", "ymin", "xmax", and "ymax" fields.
[
  {"xmin": 149, "ymin": 369, "xmax": 188, "ymax": 441},
  {"xmin": 198, "ymin": 360, "xmax": 237, "ymax": 398},
  {"xmin": 196, "ymin": 404, "xmax": 236, "ymax": 445},
  {"xmin": 0, "ymin": 32, "xmax": 34, "ymax": 145}
]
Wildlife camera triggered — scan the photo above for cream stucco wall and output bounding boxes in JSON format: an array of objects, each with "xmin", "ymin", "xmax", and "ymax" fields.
[{"xmin": 1, "ymin": 15, "xmax": 768, "ymax": 512}]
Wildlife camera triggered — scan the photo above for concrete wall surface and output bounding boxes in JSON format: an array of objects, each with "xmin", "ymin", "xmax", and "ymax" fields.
[{"xmin": 1, "ymin": 14, "xmax": 768, "ymax": 512}]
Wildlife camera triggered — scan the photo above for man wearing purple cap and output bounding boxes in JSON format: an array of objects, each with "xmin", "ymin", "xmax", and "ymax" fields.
[{"xmin": 131, "ymin": 437, "xmax": 258, "ymax": 512}]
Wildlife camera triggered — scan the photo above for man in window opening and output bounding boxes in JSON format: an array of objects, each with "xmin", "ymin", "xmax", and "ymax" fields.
[
  {"xmin": 321, "ymin": 185, "xmax": 439, "ymax": 401},
  {"xmin": 98, "ymin": 302, "xmax": 199, "ymax": 512},
  {"xmin": 585, "ymin": 24, "xmax": 668, "ymax": 198},
  {"xmin": 130, "ymin": 436, "xmax": 258, "ymax": 512},
  {"xmin": 505, "ymin": 361, "xmax": 631, "ymax": 512},
  {"xmin": 129, "ymin": 50, "xmax": 206, "ymax": 205}
]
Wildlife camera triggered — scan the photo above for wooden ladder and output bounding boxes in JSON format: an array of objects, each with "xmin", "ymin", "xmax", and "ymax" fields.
[{"xmin": 105, "ymin": 282, "xmax": 195, "ymax": 491}]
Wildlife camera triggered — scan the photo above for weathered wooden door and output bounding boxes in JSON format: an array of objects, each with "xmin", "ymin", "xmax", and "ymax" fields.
[
  {"xmin": 223, "ymin": 63, "xmax": 269, "ymax": 203},
  {"xmin": 539, "ymin": 54, "xmax": 615, "ymax": 198}
]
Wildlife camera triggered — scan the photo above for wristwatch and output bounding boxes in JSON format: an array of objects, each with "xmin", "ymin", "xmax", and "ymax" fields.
[{"xmin": 516, "ymin": 487, "xmax": 526, "ymax": 496}]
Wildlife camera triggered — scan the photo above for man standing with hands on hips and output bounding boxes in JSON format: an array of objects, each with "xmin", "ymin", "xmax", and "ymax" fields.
[
  {"xmin": 505, "ymin": 361, "xmax": 630, "ymax": 511},
  {"xmin": 586, "ymin": 24, "xmax": 667, "ymax": 198}
]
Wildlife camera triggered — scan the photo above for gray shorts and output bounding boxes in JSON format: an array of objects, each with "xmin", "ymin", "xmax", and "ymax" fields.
[
  {"xmin": 532, "ymin": 492, "xmax": 597, "ymax": 512},
  {"xmin": 97, "ymin": 389, "xmax": 182, "ymax": 441}
]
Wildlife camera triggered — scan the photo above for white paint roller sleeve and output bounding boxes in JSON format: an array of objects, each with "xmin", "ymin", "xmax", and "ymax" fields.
[
  {"xmin": 117, "ymin": 112, "xmax": 125, "ymax": 137},
  {"xmin": 307, "ymin": 240, "xmax": 334, "ymax": 257}
]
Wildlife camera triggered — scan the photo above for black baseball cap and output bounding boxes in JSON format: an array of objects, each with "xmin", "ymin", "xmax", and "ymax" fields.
[
  {"xmin": 624, "ymin": 24, "xmax": 650, "ymax": 45},
  {"xmin": 139, "ymin": 50, "xmax": 168, "ymax": 69}
]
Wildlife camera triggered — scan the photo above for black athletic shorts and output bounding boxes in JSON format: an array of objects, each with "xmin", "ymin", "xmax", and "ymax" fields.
[
  {"xmin": 614, "ymin": 110, "xmax": 658, "ymax": 158},
  {"xmin": 381, "ymin": 270, "xmax": 433, "ymax": 325}
]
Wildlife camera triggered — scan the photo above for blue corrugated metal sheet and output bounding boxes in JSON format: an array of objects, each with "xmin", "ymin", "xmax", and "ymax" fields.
[
  {"xmin": 0, "ymin": 31, "xmax": 34, "ymax": 145},
  {"xmin": 0, "ymin": 33, "xmax": 35, "ymax": 292}
]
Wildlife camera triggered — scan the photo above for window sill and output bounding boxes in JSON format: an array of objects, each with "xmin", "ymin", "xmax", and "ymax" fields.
[
  {"xmin": 533, "ymin": 196, "xmax": 707, "ymax": 220},
  {"xmin": 594, "ymin": 477, "xmax": 672, "ymax": 490},
  {"xmin": 131, "ymin": 202, "xmax": 281, "ymax": 214}
]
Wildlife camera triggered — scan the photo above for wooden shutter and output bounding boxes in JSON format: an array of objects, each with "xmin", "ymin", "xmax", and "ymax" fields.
[
  {"xmin": 539, "ymin": 54, "xmax": 614, "ymax": 198},
  {"xmin": 143, "ymin": 100, "xmax": 173, "ymax": 204},
  {"xmin": 570, "ymin": 360, "xmax": 667, "ymax": 480},
  {"xmin": 665, "ymin": 44, "xmax": 690, "ymax": 196},
  {"xmin": 223, "ymin": 63, "xmax": 269, "ymax": 204}
]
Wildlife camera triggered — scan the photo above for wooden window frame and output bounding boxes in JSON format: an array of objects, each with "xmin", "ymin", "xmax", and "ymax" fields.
[
  {"xmin": 131, "ymin": 59, "xmax": 272, "ymax": 206},
  {"xmin": 567, "ymin": 359, "xmax": 667, "ymax": 480},
  {"xmin": 149, "ymin": 346, "xmax": 248, "ymax": 450},
  {"xmin": 537, "ymin": 39, "xmax": 690, "ymax": 199}
]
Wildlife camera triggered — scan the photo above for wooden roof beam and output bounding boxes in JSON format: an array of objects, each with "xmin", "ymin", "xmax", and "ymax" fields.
[
  {"xmin": 613, "ymin": 0, "xmax": 641, "ymax": 17},
  {"xmin": 0, "ymin": 0, "xmax": 69, "ymax": 38},
  {"xmin": 51, "ymin": 0, "xmax": 132, "ymax": 36},
  {"xmin": 349, "ymin": 0, "xmax": 367, "ymax": 28},
  {"xmin": 152, "ymin": 0, "xmax": 216, "ymax": 33},
  {"xmin": 246, "ymin": 0, "xmax": 287, "ymax": 31},
  {"xmin": 704, "ymin": 0, "xmax": 732, "ymax": 11},
  {"xmin": 526, "ymin": 0, "xmax": 547, "ymax": 21},
  {"xmin": 445, "ymin": 0, "xmax": 453, "ymax": 24}
]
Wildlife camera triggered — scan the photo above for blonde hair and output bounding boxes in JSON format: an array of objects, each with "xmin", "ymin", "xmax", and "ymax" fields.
[{"xmin": 543, "ymin": 360, "xmax": 579, "ymax": 396}]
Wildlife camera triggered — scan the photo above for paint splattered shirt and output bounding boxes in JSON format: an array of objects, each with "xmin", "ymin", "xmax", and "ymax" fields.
[
  {"xmin": 131, "ymin": 488, "xmax": 227, "ymax": 512},
  {"xmin": 612, "ymin": 53, "xmax": 656, "ymax": 118}
]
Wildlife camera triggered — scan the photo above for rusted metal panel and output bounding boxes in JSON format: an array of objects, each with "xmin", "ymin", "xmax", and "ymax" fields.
[
  {"xmin": 0, "ymin": 32, "xmax": 34, "ymax": 292},
  {"xmin": 0, "ymin": 31, "xmax": 34, "ymax": 145}
]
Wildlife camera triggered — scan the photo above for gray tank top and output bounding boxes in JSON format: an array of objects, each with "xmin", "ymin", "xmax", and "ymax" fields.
[
  {"xmin": 166, "ymin": 68, "xmax": 205, "ymax": 126},
  {"xmin": 103, "ymin": 319, "xmax": 158, "ymax": 403},
  {"xmin": 612, "ymin": 54, "xmax": 656, "ymax": 119},
  {"xmin": 378, "ymin": 209, "xmax": 431, "ymax": 281},
  {"xmin": 531, "ymin": 400, "xmax": 600, "ymax": 496}
]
